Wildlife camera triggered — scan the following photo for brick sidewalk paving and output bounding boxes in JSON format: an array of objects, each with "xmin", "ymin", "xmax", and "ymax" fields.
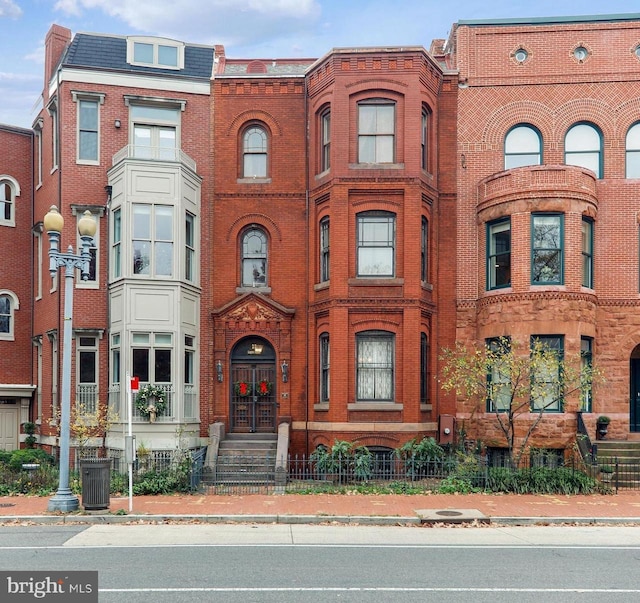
[{"xmin": 2, "ymin": 492, "xmax": 640, "ymax": 521}]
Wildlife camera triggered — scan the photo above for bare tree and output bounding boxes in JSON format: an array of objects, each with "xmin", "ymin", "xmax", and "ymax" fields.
[{"xmin": 439, "ymin": 337, "xmax": 601, "ymax": 468}]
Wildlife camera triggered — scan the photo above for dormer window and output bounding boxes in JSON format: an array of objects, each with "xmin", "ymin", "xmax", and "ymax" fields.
[{"xmin": 127, "ymin": 37, "xmax": 184, "ymax": 70}]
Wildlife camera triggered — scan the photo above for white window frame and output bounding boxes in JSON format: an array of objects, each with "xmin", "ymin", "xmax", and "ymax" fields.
[
  {"xmin": 357, "ymin": 100, "xmax": 395, "ymax": 164},
  {"xmin": 0, "ymin": 175, "xmax": 19, "ymax": 227},
  {"xmin": 124, "ymin": 96, "xmax": 184, "ymax": 161},
  {"xmin": 33, "ymin": 118, "xmax": 43, "ymax": 188},
  {"xmin": 47, "ymin": 97, "xmax": 59, "ymax": 172},
  {"xmin": 71, "ymin": 91, "xmax": 105, "ymax": 164},
  {"xmin": 0, "ymin": 290, "xmax": 19, "ymax": 341},
  {"xmin": 126, "ymin": 37, "xmax": 185, "ymax": 70},
  {"xmin": 356, "ymin": 211, "xmax": 396, "ymax": 277},
  {"xmin": 132, "ymin": 203, "xmax": 174, "ymax": 278},
  {"xmin": 76, "ymin": 334, "xmax": 99, "ymax": 414},
  {"xmin": 241, "ymin": 227, "xmax": 268, "ymax": 287},
  {"xmin": 356, "ymin": 331, "xmax": 395, "ymax": 402},
  {"xmin": 73, "ymin": 206, "xmax": 102, "ymax": 289}
]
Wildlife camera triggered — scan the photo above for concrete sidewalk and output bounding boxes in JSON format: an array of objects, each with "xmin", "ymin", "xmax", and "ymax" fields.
[{"xmin": 2, "ymin": 491, "xmax": 640, "ymax": 525}]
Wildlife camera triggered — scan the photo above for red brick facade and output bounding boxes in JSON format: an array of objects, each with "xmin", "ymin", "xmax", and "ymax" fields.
[
  {"xmin": 453, "ymin": 17, "xmax": 640, "ymax": 452},
  {"xmin": 2, "ymin": 14, "xmax": 640, "ymax": 459}
]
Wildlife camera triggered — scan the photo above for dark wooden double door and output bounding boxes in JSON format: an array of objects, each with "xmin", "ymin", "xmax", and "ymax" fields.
[{"xmin": 230, "ymin": 364, "xmax": 276, "ymax": 433}]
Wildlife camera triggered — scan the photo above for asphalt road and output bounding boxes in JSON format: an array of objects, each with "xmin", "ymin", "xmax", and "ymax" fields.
[{"xmin": 1, "ymin": 524, "xmax": 640, "ymax": 602}]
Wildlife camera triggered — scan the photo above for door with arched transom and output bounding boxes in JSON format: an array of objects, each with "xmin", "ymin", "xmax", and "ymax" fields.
[{"xmin": 230, "ymin": 337, "xmax": 277, "ymax": 433}]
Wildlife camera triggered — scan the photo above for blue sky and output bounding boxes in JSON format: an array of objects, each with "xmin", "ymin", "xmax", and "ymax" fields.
[{"xmin": 1, "ymin": 0, "xmax": 639, "ymax": 128}]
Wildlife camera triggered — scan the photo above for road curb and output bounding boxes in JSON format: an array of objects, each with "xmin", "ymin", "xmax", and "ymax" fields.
[{"xmin": 2, "ymin": 514, "xmax": 640, "ymax": 526}]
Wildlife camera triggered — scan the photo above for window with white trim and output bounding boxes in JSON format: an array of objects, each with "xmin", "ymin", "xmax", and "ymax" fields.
[
  {"xmin": 320, "ymin": 333, "xmax": 330, "ymax": 403},
  {"xmin": 242, "ymin": 125, "xmax": 268, "ymax": 178},
  {"xmin": 112, "ymin": 208, "xmax": 122, "ymax": 279},
  {"xmin": 77, "ymin": 336, "xmax": 98, "ymax": 413},
  {"xmin": 132, "ymin": 332, "xmax": 172, "ymax": 384},
  {"xmin": 185, "ymin": 211, "xmax": 195, "ymax": 282},
  {"xmin": 132, "ymin": 204, "xmax": 174, "ymax": 277},
  {"xmin": 0, "ymin": 177, "xmax": 17, "ymax": 226},
  {"xmin": 320, "ymin": 108, "xmax": 331, "ymax": 173},
  {"xmin": 127, "ymin": 37, "xmax": 185, "ymax": 70},
  {"xmin": 0, "ymin": 290, "xmax": 18, "ymax": 340},
  {"xmin": 72, "ymin": 92, "xmax": 104, "ymax": 163},
  {"xmin": 241, "ymin": 227, "xmax": 267, "ymax": 287},
  {"xmin": 125, "ymin": 99, "xmax": 183, "ymax": 161},
  {"xmin": 320, "ymin": 217, "xmax": 330, "ymax": 283},
  {"xmin": 357, "ymin": 211, "xmax": 395, "ymax": 277},
  {"xmin": 358, "ymin": 100, "xmax": 395, "ymax": 164},
  {"xmin": 356, "ymin": 331, "xmax": 394, "ymax": 401}
]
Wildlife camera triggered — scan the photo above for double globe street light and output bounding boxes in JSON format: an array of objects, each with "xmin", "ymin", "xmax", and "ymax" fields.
[{"xmin": 44, "ymin": 205, "xmax": 97, "ymax": 513}]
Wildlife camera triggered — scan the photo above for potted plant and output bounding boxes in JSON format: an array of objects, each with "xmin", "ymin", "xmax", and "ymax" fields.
[
  {"xmin": 136, "ymin": 384, "xmax": 168, "ymax": 422},
  {"xmin": 600, "ymin": 464, "xmax": 614, "ymax": 483},
  {"xmin": 596, "ymin": 415, "xmax": 610, "ymax": 440},
  {"xmin": 22, "ymin": 421, "xmax": 37, "ymax": 449}
]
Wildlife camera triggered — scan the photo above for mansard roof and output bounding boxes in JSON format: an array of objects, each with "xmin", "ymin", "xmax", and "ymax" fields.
[{"xmin": 63, "ymin": 33, "xmax": 215, "ymax": 79}]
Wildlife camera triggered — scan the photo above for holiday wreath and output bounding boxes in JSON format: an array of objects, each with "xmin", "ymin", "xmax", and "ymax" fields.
[
  {"xmin": 234, "ymin": 381, "xmax": 252, "ymax": 396},
  {"xmin": 135, "ymin": 384, "xmax": 167, "ymax": 417},
  {"xmin": 257, "ymin": 379, "xmax": 272, "ymax": 396}
]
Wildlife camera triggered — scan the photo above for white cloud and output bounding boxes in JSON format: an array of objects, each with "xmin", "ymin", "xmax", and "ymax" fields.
[
  {"xmin": 0, "ymin": 0, "xmax": 22, "ymax": 18},
  {"xmin": 53, "ymin": 0, "xmax": 322, "ymax": 51}
]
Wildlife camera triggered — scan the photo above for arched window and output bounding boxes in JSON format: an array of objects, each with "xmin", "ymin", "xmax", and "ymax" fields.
[
  {"xmin": 626, "ymin": 122, "xmax": 640, "ymax": 178},
  {"xmin": 0, "ymin": 291, "xmax": 18, "ymax": 339},
  {"xmin": 0, "ymin": 176, "xmax": 19, "ymax": 227},
  {"xmin": 242, "ymin": 125, "xmax": 268, "ymax": 178},
  {"xmin": 241, "ymin": 228, "xmax": 267, "ymax": 287},
  {"xmin": 565, "ymin": 123, "xmax": 602, "ymax": 178},
  {"xmin": 504, "ymin": 125, "xmax": 542, "ymax": 169}
]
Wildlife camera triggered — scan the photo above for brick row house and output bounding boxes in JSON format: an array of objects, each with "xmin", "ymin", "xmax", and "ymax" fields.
[{"xmin": 1, "ymin": 13, "xmax": 640, "ymax": 465}]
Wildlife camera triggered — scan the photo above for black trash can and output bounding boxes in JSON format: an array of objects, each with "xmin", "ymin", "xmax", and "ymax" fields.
[{"xmin": 80, "ymin": 458, "xmax": 111, "ymax": 510}]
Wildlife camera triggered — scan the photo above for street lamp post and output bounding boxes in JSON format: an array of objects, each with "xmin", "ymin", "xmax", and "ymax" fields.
[{"xmin": 45, "ymin": 205, "xmax": 97, "ymax": 513}]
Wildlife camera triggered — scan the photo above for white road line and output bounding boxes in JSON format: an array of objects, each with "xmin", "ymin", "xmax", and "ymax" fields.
[
  {"xmin": 0, "ymin": 543, "xmax": 640, "ymax": 551},
  {"xmin": 2, "ymin": 544, "xmax": 640, "ymax": 550}
]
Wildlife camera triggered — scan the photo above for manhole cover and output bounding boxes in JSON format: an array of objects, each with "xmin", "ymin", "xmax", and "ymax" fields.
[
  {"xmin": 0, "ymin": 503, "xmax": 15, "ymax": 508},
  {"xmin": 436, "ymin": 510, "xmax": 463, "ymax": 517}
]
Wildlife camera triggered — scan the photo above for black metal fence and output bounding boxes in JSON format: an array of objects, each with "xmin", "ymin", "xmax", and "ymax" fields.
[{"xmin": 589, "ymin": 457, "xmax": 640, "ymax": 493}]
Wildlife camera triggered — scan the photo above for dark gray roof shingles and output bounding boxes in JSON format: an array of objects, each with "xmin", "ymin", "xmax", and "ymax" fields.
[{"xmin": 63, "ymin": 33, "xmax": 214, "ymax": 79}]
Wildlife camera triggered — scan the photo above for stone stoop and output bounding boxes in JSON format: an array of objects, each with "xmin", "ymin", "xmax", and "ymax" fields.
[
  {"xmin": 204, "ymin": 433, "xmax": 278, "ymax": 485},
  {"xmin": 596, "ymin": 440, "xmax": 640, "ymax": 488}
]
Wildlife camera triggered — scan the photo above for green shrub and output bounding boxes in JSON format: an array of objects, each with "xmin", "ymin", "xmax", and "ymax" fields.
[
  {"xmin": 395, "ymin": 437, "xmax": 446, "ymax": 478},
  {"xmin": 309, "ymin": 440, "xmax": 373, "ymax": 483},
  {"xmin": 8, "ymin": 449, "xmax": 54, "ymax": 472}
]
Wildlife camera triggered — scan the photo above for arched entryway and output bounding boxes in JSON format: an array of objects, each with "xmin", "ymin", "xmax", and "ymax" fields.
[
  {"xmin": 631, "ymin": 345, "xmax": 640, "ymax": 432},
  {"xmin": 230, "ymin": 336, "xmax": 277, "ymax": 433}
]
